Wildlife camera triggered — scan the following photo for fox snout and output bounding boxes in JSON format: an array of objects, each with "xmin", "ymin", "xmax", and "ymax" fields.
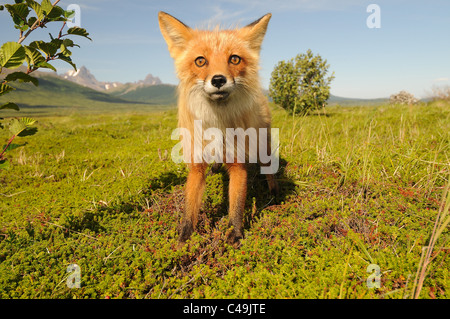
[
  {"xmin": 203, "ymin": 74, "xmax": 234, "ymax": 101},
  {"xmin": 211, "ymin": 75, "xmax": 227, "ymax": 88}
]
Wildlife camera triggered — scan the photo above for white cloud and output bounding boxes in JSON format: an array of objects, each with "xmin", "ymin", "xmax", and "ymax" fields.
[
  {"xmin": 216, "ymin": 0, "xmax": 362, "ymax": 14},
  {"xmin": 433, "ymin": 77, "xmax": 449, "ymax": 82},
  {"xmin": 196, "ymin": 0, "xmax": 363, "ymax": 28},
  {"xmin": 260, "ymin": 0, "xmax": 362, "ymax": 12},
  {"xmin": 199, "ymin": 6, "xmax": 248, "ymax": 28}
]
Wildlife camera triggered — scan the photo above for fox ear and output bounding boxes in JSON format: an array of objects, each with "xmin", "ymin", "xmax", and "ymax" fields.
[
  {"xmin": 242, "ymin": 13, "xmax": 272, "ymax": 52},
  {"xmin": 158, "ymin": 12, "xmax": 193, "ymax": 57}
]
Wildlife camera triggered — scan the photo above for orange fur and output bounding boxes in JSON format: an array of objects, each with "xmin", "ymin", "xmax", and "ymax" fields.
[{"xmin": 158, "ymin": 11, "xmax": 277, "ymax": 246}]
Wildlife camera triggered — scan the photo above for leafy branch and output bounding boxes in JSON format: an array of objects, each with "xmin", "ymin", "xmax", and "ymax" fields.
[
  {"xmin": 17, "ymin": 0, "xmax": 62, "ymax": 45},
  {"xmin": 0, "ymin": 0, "xmax": 91, "ymax": 169}
]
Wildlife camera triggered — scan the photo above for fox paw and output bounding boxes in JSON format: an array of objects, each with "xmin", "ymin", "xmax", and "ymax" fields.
[{"xmin": 226, "ymin": 228, "xmax": 243, "ymax": 248}]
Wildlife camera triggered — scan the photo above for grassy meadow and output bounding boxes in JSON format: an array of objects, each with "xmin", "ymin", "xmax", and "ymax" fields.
[{"xmin": 0, "ymin": 100, "xmax": 449, "ymax": 299}]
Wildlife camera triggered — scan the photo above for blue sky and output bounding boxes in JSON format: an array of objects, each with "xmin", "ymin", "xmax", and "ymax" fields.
[{"xmin": 1, "ymin": 0, "xmax": 449, "ymax": 99}]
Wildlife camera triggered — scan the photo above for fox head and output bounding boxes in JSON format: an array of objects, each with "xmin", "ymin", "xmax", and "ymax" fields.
[{"xmin": 158, "ymin": 12, "xmax": 271, "ymax": 104}]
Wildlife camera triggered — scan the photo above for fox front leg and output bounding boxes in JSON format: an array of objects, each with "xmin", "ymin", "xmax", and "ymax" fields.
[
  {"xmin": 178, "ymin": 162, "xmax": 207, "ymax": 246},
  {"xmin": 225, "ymin": 163, "xmax": 247, "ymax": 246}
]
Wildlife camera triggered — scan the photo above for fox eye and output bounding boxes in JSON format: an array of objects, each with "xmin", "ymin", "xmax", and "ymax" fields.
[
  {"xmin": 195, "ymin": 56, "xmax": 207, "ymax": 67},
  {"xmin": 229, "ymin": 55, "xmax": 241, "ymax": 65}
]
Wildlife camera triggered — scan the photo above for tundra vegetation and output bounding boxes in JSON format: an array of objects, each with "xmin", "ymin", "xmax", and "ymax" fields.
[{"xmin": 0, "ymin": 99, "xmax": 449, "ymax": 298}]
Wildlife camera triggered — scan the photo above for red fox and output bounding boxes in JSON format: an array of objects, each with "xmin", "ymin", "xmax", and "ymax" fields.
[{"xmin": 158, "ymin": 11, "xmax": 278, "ymax": 247}]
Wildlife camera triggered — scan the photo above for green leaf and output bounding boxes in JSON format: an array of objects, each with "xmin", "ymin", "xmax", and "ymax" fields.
[
  {"xmin": 2, "ymin": 143, "xmax": 26, "ymax": 152},
  {"xmin": 62, "ymin": 38, "xmax": 79, "ymax": 48},
  {"xmin": 24, "ymin": 45, "xmax": 45, "ymax": 67},
  {"xmin": 0, "ymin": 102, "xmax": 20, "ymax": 111},
  {"xmin": 9, "ymin": 117, "xmax": 36, "ymax": 136},
  {"xmin": 29, "ymin": 40, "xmax": 58, "ymax": 58},
  {"xmin": 5, "ymin": 72, "xmax": 39, "ymax": 86},
  {"xmin": 45, "ymin": 5, "xmax": 64, "ymax": 20},
  {"xmin": 5, "ymin": 3, "xmax": 30, "ymax": 26},
  {"xmin": 47, "ymin": 16, "xmax": 66, "ymax": 22},
  {"xmin": 21, "ymin": 118, "xmax": 37, "ymax": 129},
  {"xmin": 35, "ymin": 61, "xmax": 57, "ymax": 72},
  {"xmin": 67, "ymin": 27, "xmax": 92, "ymax": 41},
  {"xmin": 18, "ymin": 126, "xmax": 38, "ymax": 137},
  {"xmin": 9, "ymin": 118, "xmax": 27, "ymax": 136},
  {"xmin": 57, "ymin": 54, "xmax": 76, "ymax": 70},
  {"xmin": 59, "ymin": 45, "xmax": 72, "ymax": 57},
  {"xmin": 14, "ymin": 21, "xmax": 29, "ymax": 31},
  {"xmin": 40, "ymin": 0, "xmax": 52, "ymax": 14},
  {"xmin": 26, "ymin": 0, "xmax": 44, "ymax": 21},
  {"xmin": 49, "ymin": 38, "xmax": 63, "ymax": 48},
  {"xmin": 0, "ymin": 83, "xmax": 15, "ymax": 96},
  {"xmin": 0, "ymin": 42, "xmax": 26, "ymax": 69},
  {"xmin": 58, "ymin": 39, "xmax": 73, "ymax": 57},
  {"xmin": 27, "ymin": 16, "xmax": 37, "ymax": 27},
  {"xmin": 64, "ymin": 9, "xmax": 75, "ymax": 19}
]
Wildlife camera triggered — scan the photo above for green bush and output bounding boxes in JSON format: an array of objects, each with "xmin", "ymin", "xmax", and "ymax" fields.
[{"xmin": 269, "ymin": 49, "xmax": 335, "ymax": 115}]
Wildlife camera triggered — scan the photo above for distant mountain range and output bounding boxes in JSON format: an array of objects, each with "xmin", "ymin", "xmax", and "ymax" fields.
[
  {"xmin": 327, "ymin": 94, "xmax": 388, "ymax": 106},
  {"xmin": 59, "ymin": 66, "xmax": 177, "ymax": 105},
  {"xmin": 0, "ymin": 65, "xmax": 177, "ymax": 109},
  {"xmin": 62, "ymin": 66, "xmax": 162, "ymax": 92}
]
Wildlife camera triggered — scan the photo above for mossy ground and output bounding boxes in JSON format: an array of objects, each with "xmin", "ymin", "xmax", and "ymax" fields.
[{"xmin": 0, "ymin": 102, "xmax": 449, "ymax": 298}]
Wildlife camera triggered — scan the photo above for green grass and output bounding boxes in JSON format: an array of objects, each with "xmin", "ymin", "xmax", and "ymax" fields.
[{"xmin": 0, "ymin": 101, "xmax": 449, "ymax": 298}]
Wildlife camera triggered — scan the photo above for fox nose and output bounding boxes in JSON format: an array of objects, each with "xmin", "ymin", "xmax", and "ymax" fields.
[{"xmin": 211, "ymin": 75, "xmax": 227, "ymax": 89}]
